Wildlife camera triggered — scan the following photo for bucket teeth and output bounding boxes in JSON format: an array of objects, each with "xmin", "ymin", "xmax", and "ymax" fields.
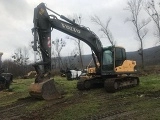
[{"xmin": 29, "ymin": 79, "xmax": 61, "ymax": 100}]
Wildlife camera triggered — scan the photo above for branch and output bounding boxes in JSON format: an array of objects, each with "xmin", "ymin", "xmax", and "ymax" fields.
[
  {"xmin": 141, "ymin": 28, "xmax": 148, "ymax": 39},
  {"xmin": 91, "ymin": 15, "xmax": 114, "ymax": 45},
  {"xmin": 138, "ymin": 19, "xmax": 151, "ymax": 31}
]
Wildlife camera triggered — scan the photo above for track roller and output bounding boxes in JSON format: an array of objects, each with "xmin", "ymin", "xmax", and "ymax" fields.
[
  {"xmin": 104, "ymin": 78, "xmax": 119, "ymax": 93},
  {"xmin": 133, "ymin": 77, "xmax": 139, "ymax": 86},
  {"xmin": 77, "ymin": 80, "xmax": 92, "ymax": 90}
]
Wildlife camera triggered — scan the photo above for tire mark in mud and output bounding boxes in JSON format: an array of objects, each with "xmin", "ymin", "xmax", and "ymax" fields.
[
  {"xmin": 83, "ymin": 110, "xmax": 137, "ymax": 120},
  {"xmin": 1, "ymin": 90, "xmax": 159, "ymax": 120},
  {"xmin": 0, "ymin": 97, "xmax": 36, "ymax": 120},
  {"xmin": 80, "ymin": 91, "xmax": 153, "ymax": 120},
  {"xmin": 0, "ymin": 103, "xmax": 27, "ymax": 113},
  {"xmin": 19, "ymin": 95, "xmax": 87, "ymax": 120},
  {"xmin": 0, "ymin": 92, "xmax": 86, "ymax": 120}
]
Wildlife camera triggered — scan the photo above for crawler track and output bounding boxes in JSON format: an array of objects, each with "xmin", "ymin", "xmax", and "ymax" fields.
[
  {"xmin": 77, "ymin": 76, "xmax": 139, "ymax": 93},
  {"xmin": 104, "ymin": 76, "xmax": 139, "ymax": 92}
]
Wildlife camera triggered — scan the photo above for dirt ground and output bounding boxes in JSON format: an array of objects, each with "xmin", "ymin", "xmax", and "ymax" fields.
[
  {"xmin": 1, "ymin": 75, "xmax": 160, "ymax": 120},
  {"xmin": 1, "ymin": 89, "xmax": 160, "ymax": 120}
]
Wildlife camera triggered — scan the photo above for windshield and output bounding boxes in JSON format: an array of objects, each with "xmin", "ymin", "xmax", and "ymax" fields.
[
  {"xmin": 103, "ymin": 50, "xmax": 113, "ymax": 65},
  {"xmin": 102, "ymin": 49, "xmax": 114, "ymax": 71}
]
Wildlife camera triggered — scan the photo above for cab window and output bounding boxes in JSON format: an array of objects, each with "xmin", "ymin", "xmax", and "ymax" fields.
[
  {"xmin": 115, "ymin": 47, "xmax": 126, "ymax": 67},
  {"xmin": 103, "ymin": 50, "xmax": 113, "ymax": 65},
  {"xmin": 102, "ymin": 50, "xmax": 113, "ymax": 71}
]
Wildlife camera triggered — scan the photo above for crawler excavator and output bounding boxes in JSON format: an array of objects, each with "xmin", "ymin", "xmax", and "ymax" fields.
[{"xmin": 29, "ymin": 3, "xmax": 139, "ymax": 100}]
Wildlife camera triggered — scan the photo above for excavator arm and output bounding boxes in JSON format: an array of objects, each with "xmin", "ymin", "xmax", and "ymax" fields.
[
  {"xmin": 49, "ymin": 17, "xmax": 102, "ymax": 60},
  {"xmin": 33, "ymin": 3, "xmax": 102, "ymax": 67}
]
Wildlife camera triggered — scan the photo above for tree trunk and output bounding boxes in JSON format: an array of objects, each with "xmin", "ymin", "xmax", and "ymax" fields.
[{"xmin": 78, "ymin": 39, "xmax": 84, "ymax": 69}]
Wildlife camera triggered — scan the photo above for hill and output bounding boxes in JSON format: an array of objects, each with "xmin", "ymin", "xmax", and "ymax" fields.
[
  {"xmin": 127, "ymin": 46, "xmax": 160, "ymax": 66},
  {"xmin": 53, "ymin": 46, "xmax": 160, "ymax": 70},
  {"xmin": 80, "ymin": 46, "xmax": 160, "ymax": 67}
]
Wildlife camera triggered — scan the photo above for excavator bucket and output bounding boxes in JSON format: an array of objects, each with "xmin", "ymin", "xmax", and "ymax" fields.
[{"xmin": 29, "ymin": 79, "xmax": 61, "ymax": 100}]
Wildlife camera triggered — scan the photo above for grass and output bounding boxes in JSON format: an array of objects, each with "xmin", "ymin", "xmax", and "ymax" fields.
[
  {"xmin": 52, "ymin": 100, "xmax": 100, "ymax": 120},
  {"xmin": 54, "ymin": 76, "xmax": 77, "ymax": 97},
  {"xmin": 114, "ymin": 74, "xmax": 160, "ymax": 95},
  {"xmin": 0, "ymin": 79, "xmax": 34, "ymax": 106},
  {"xmin": 11, "ymin": 79, "xmax": 34, "ymax": 92},
  {"xmin": 1, "ymin": 74, "xmax": 160, "ymax": 119}
]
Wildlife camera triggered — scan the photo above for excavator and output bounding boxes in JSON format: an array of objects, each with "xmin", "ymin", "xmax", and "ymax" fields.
[{"xmin": 29, "ymin": 3, "xmax": 139, "ymax": 100}]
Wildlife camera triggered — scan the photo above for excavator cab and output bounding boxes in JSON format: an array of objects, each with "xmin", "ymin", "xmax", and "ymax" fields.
[
  {"xmin": 101, "ymin": 46, "xmax": 135, "ymax": 75},
  {"xmin": 102, "ymin": 47, "xmax": 115, "ymax": 72}
]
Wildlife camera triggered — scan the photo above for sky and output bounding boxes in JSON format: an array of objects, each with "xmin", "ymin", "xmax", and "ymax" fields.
[{"xmin": 0, "ymin": 0, "xmax": 159, "ymax": 61}]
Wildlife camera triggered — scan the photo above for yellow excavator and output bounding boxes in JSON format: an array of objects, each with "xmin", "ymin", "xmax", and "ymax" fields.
[{"xmin": 29, "ymin": 3, "xmax": 139, "ymax": 100}]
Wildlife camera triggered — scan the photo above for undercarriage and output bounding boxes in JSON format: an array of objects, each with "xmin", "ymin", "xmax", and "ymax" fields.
[{"xmin": 77, "ymin": 75, "xmax": 139, "ymax": 93}]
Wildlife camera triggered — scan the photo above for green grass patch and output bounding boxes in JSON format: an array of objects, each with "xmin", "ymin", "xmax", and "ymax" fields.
[
  {"xmin": 54, "ymin": 76, "xmax": 78, "ymax": 98},
  {"xmin": 1, "ymin": 74, "xmax": 160, "ymax": 119},
  {"xmin": 113, "ymin": 74, "xmax": 160, "ymax": 96},
  {"xmin": 11, "ymin": 79, "xmax": 34, "ymax": 92},
  {"xmin": 0, "ymin": 79, "xmax": 34, "ymax": 106},
  {"xmin": 52, "ymin": 98, "xmax": 100, "ymax": 120},
  {"xmin": 25, "ymin": 100, "xmax": 46, "ymax": 111}
]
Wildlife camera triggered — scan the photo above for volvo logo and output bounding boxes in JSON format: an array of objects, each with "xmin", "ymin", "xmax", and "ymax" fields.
[{"xmin": 61, "ymin": 23, "xmax": 81, "ymax": 34}]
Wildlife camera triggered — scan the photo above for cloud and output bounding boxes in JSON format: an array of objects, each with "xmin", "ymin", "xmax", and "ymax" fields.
[
  {"xmin": 0, "ymin": 0, "xmax": 32, "ymax": 20},
  {"xmin": 0, "ymin": 0, "xmax": 34, "ymax": 60},
  {"xmin": 0, "ymin": 0, "xmax": 158, "ymax": 61}
]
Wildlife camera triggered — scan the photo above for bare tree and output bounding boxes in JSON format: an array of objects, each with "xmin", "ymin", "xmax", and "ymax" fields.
[
  {"xmin": 145, "ymin": 0, "xmax": 160, "ymax": 44},
  {"xmin": 2, "ymin": 59, "xmax": 34, "ymax": 78},
  {"xmin": 12, "ymin": 47, "xmax": 29, "ymax": 66},
  {"xmin": 53, "ymin": 38, "xmax": 66, "ymax": 70},
  {"xmin": 11, "ymin": 47, "xmax": 30, "ymax": 75},
  {"xmin": 125, "ymin": 0, "xmax": 151, "ymax": 69},
  {"xmin": 91, "ymin": 15, "xmax": 115, "ymax": 46},
  {"xmin": 68, "ymin": 14, "xmax": 84, "ymax": 70}
]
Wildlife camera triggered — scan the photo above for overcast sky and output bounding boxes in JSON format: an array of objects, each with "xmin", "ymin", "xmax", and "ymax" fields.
[{"xmin": 0, "ymin": 0, "xmax": 159, "ymax": 61}]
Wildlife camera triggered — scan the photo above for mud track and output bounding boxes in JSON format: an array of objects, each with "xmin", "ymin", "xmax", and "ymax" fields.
[
  {"xmin": 1, "ymin": 89, "xmax": 160, "ymax": 120},
  {"xmin": 0, "ymin": 92, "xmax": 86, "ymax": 120},
  {"xmin": 0, "ymin": 97, "xmax": 38, "ymax": 120}
]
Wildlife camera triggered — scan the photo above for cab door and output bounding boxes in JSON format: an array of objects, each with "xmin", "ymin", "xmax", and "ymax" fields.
[
  {"xmin": 101, "ymin": 47, "xmax": 126, "ymax": 75},
  {"xmin": 101, "ymin": 48, "xmax": 114, "ymax": 75}
]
